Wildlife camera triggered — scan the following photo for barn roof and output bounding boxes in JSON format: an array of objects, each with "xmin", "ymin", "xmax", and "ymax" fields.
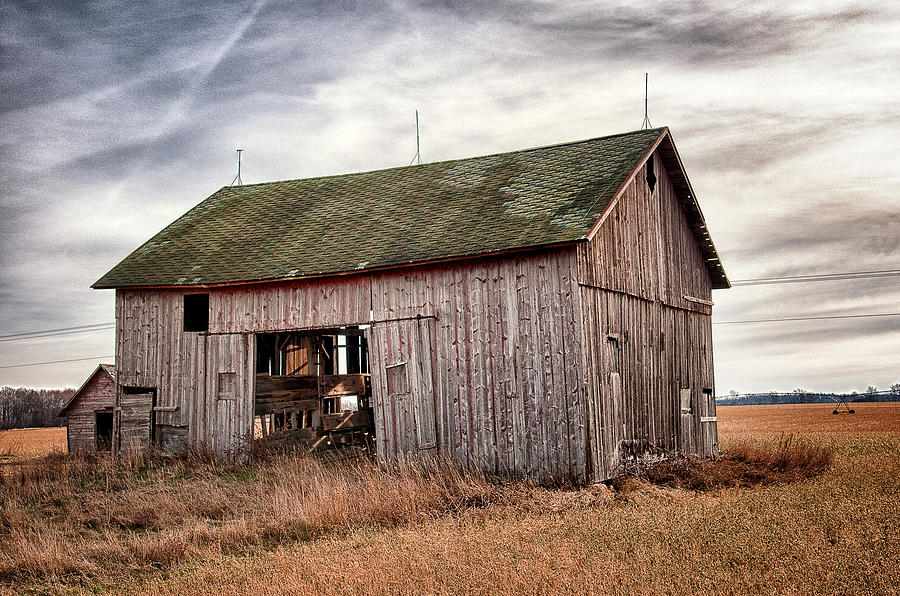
[
  {"xmin": 94, "ymin": 127, "xmax": 728, "ymax": 289},
  {"xmin": 58, "ymin": 364, "xmax": 116, "ymax": 417}
]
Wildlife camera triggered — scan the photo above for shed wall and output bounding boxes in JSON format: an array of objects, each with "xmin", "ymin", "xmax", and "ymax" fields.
[
  {"xmin": 64, "ymin": 371, "xmax": 115, "ymax": 453},
  {"xmin": 579, "ymin": 152, "xmax": 717, "ymax": 481}
]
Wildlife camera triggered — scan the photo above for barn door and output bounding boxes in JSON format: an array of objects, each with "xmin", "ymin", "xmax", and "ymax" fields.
[
  {"xmin": 119, "ymin": 392, "xmax": 153, "ymax": 454},
  {"xmin": 370, "ymin": 317, "xmax": 438, "ymax": 459},
  {"xmin": 203, "ymin": 333, "xmax": 255, "ymax": 455}
]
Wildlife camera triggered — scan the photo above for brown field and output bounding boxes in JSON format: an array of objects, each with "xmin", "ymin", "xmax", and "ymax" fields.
[
  {"xmin": 718, "ymin": 401, "xmax": 900, "ymax": 436},
  {"xmin": 0, "ymin": 427, "xmax": 66, "ymax": 461},
  {"xmin": 1, "ymin": 404, "xmax": 898, "ymax": 595}
]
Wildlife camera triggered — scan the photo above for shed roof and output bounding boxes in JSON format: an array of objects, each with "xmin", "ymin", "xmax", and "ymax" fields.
[
  {"xmin": 58, "ymin": 364, "xmax": 116, "ymax": 418},
  {"xmin": 94, "ymin": 127, "xmax": 728, "ymax": 289}
]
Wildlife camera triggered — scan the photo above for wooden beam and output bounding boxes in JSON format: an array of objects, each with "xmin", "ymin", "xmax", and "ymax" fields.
[
  {"xmin": 255, "ymin": 398, "xmax": 320, "ymax": 415},
  {"xmin": 322, "ymin": 410, "xmax": 372, "ymax": 431},
  {"xmin": 254, "ymin": 374, "xmax": 368, "ymax": 399}
]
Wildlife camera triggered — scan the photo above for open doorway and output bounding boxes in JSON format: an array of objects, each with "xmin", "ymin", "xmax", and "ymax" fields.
[
  {"xmin": 253, "ymin": 327, "xmax": 374, "ymax": 452},
  {"xmin": 95, "ymin": 410, "xmax": 113, "ymax": 451}
]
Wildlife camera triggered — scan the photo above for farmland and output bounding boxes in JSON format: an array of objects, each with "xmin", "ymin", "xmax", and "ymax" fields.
[
  {"xmin": 1, "ymin": 403, "xmax": 898, "ymax": 595},
  {"xmin": 0, "ymin": 427, "xmax": 65, "ymax": 462}
]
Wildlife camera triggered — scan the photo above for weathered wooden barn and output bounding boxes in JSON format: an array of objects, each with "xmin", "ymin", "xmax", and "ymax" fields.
[
  {"xmin": 94, "ymin": 127, "xmax": 729, "ymax": 482},
  {"xmin": 58, "ymin": 364, "xmax": 116, "ymax": 453}
]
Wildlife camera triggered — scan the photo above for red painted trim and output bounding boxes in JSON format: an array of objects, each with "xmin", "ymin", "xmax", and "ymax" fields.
[{"xmin": 98, "ymin": 241, "xmax": 583, "ymax": 291}]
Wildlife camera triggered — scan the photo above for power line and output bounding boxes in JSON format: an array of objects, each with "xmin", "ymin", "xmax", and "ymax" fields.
[
  {"xmin": 0, "ymin": 324, "xmax": 115, "ymax": 343},
  {"xmin": 714, "ymin": 312, "xmax": 900, "ymax": 325},
  {"xmin": 0, "ymin": 356, "xmax": 115, "ymax": 370},
  {"xmin": 730, "ymin": 269, "xmax": 900, "ymax": 286},
  {"xmin": 0, "ymin": 323, "xmax": 115, "ymax": 341},
  {"xmin": 0, "ymin": 267, "xmax": 896, "ymax": 342}
]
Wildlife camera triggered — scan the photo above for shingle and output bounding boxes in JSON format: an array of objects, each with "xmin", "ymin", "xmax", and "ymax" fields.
[{"xmin": 93, "ymin": 128, "xmax": 666, "ymax": 288}]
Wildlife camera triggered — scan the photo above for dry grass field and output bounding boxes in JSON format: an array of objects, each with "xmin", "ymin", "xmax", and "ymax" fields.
[
  {"xmin": 0, "ymin": 427, "xmax": 65, "ymax": 462},
  {"xmin": 1, "ymin": 404, "xmax": 898, "ymax": 595}
]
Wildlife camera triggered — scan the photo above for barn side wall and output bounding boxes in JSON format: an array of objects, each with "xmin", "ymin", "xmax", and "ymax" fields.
[
  {"xmin": 114, "ymin": 247, "xmax": 586, "ymax": 481},
  {"xmin": 579, "ymin": 151, "xmax": 717, "ymax": 481},
  {"xmin": 64, "ymin": 371, "xmax": 115, "ymax": 453}
]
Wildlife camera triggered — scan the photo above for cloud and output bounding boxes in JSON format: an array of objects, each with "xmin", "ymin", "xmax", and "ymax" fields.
[
  {"xmin": 410, "ymin": 0, "xmax": 887, "ymax": 68},
  {"xmin": 2, "ymin": 0, "xmax": 899, "ymax": 390}
]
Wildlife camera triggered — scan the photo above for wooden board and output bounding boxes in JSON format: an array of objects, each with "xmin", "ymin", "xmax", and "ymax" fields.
[
  {"xmin": 254, "ymin": 374, "xmax": 367, "ymax": 399},
  {"xmin": 114, "ymin": 248, "xmax": 589, "ymax": 480},
  {"xmin": 119, "ymin": 392, "xmax": 152, "ymax": 454},
  {"xmin": 322, "ymin": 410, "xmax": 372, "ymax": 431}
]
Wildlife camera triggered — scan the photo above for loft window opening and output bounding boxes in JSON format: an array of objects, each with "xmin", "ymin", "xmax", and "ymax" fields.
[
  {"xmin": 184, "ymin": 294, "xmax": 209, "ymax": 332},
  {"xmin": 646, "ymin": 156, "xmax": 657, "ymax": 193}
]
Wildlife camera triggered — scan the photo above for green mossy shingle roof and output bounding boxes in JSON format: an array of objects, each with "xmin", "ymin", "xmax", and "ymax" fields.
[{"xmin": 95, "ymin": 128, "xmax": 669, "ymax": 289}]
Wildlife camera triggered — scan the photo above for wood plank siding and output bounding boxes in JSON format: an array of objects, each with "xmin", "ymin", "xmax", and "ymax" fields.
[
  {"xmin": 578, "ymin": 151, "xmax": 717, "ymax": 481},
  {"xmin": 61, "ymin": 367, "xmax": 116, "ymax": 453},
  {"xmin": 114, "ymin": 247, "xmax": 587, "ymax": 481}
]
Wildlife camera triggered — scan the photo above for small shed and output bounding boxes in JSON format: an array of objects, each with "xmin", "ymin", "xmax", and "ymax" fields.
[{"xmin": 58, "ymin": 364, "xmax": 116, "ymax": 453}]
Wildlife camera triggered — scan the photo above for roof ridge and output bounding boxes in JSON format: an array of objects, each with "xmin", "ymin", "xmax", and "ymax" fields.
[{"xmin": 223, "ymin": 127, "xmax": 669, "ymax": 190}]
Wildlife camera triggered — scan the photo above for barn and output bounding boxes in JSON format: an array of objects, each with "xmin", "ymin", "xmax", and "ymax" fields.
[
  {"xmin": 94, "ymin": 127, "xmax": 729, "ymax": 482},
  {"xmin": 58, "ymin": 364, "xmax": 116, "ymax": 453}
]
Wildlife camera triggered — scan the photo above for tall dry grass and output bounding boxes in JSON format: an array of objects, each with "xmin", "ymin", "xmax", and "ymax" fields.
[
  {"xmin": 2, "ymin": 432, "xmax": 883, "ymax": 595},
  {"xmin": 0, "ymin": 448, "xmax": 514, "ymax": 589},
  {"xmin": 130, "ymin": 433, "xmax": 898, "ymax": 596}
]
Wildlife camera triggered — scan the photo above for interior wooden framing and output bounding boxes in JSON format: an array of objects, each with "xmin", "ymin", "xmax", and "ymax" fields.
[{"xmin": 253, "ymin": 326, "xmax": 375, "ymax": 451}]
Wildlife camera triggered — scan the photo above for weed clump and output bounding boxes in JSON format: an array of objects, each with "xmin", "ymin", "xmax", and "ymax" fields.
[{"xmin": 613, "ymin": 435, "xmax": 833, "ymax": 493}]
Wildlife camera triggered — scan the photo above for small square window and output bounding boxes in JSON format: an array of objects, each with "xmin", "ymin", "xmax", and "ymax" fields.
[
  {"xmin": 386, "ymin": 363, "xmax": 409, "ymax": 396},
  {"xmin": 184, "ymin": 294, "xmax": 209, "ymax": 332},
  {"xmin": 217, "ymin": 372, "xmax": 236, "ymax": 400}
]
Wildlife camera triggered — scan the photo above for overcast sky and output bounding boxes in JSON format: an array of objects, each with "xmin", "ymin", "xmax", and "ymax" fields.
[{"xmin": 1, "ymin": 0, "xmax": 898, "ymax": 393}]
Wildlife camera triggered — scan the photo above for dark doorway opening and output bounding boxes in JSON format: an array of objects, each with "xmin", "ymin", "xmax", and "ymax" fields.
[{"xmin": 95, "ymin": 410, "xmax": 113, "ymax": 451}]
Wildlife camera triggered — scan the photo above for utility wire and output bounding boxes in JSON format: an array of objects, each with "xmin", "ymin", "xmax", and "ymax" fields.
[
  {"xmin": 0, "ymin": 324, "xmax": 115, "ymax": 343},
  {"xmin": 730, "ymin": 269, "xmax": 900, "ymax": 286},
  {"xmin": 714, "ymin": 312, "xmax": 900, "ymax": 325},
  {"xmin": 3, "ymin": 314, "xmax": 898, "ymax": 367},
  {"xmin": 0, "ymin": 356, "xmax": 116, "ymax": 370},
  {"xmin": 0, "ymin": 323, "xmax": 114, "ymax": 339},
  {"xmin": 0, "ymin": 268, "xmax": 896, "ymax": 346}
]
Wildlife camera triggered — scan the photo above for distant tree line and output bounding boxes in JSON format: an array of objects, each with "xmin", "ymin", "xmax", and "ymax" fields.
[
  {"xmin": 0, "ymin": 387, "xmax": 74, "ymax": 430},
  {"xmin": 718, "ymin": 384, "xmax": 900, "ymax": 406}
]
